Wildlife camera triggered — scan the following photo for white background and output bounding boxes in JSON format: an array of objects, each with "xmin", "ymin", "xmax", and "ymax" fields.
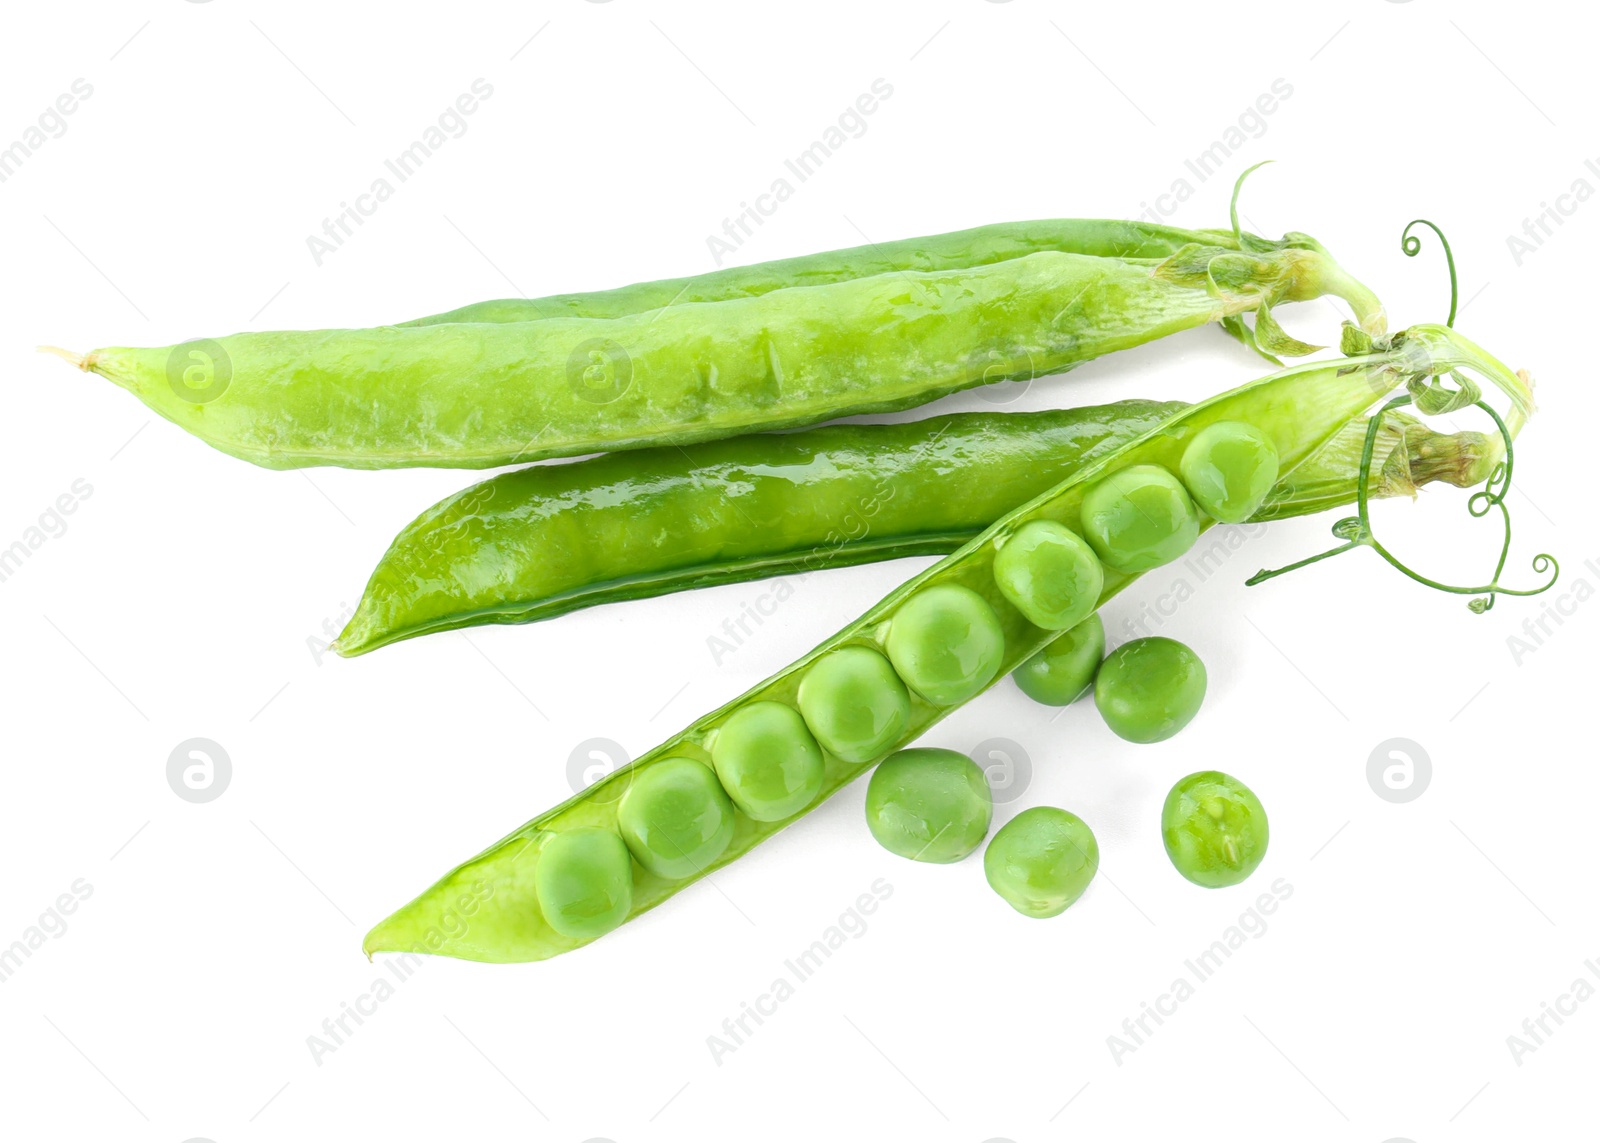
[{"xmin": 1, "ymin": 2, "xmax": 1595, "ymax": 1140}]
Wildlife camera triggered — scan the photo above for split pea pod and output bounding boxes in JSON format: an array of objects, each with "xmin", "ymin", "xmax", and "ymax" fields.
[
  {"xmin": 56, "ymin": 229, "xmax": 1382, "ymax": 470},
  {"xmin": 362, "ymin": 324, "xmax": 1533, "ymax": 964},
  {"xmin": 335, "ymin": 402, "xmax": 1506, "ymax": 656},
  {"xmin": 400, "ymin": 218, "xmax": 1247, "ymax": 326}
]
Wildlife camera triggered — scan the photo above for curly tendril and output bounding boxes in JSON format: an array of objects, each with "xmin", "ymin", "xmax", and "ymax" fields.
[
  {"xmin": 1246, "ymin": 388, "xmax": 1558, "ymax": 612},
  {"xmin": 1401, "ymin": 219, "xmax": 1459, "ymax": 328}
]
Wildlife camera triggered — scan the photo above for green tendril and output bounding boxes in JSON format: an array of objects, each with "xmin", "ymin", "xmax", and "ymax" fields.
[
  {"xmin": 1229, "ymin": 160, "xmax": 1274, "ymax": 246},
  {"xmin": 1401, "ymin": 219, "xmax": 1459, "ymax": 328},
  {"xmin": 1247, "ymin": 389, "xmax": 1558, "ymax": 611}
]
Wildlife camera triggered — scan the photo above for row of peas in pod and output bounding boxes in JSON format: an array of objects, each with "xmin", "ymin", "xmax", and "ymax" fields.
[{"xmin": 533, "ymin": 421, "xmax": 1281, "ymax": 939}]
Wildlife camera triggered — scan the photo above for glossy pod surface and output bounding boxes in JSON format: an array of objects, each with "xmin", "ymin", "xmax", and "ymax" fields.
[
  {"xmin": 363, "ymin": 325, "xmax": 1532, "ymax": 962},
  {"xmin": 338, "ymin": 402, "xmax": 1512, "ymax": 656},
  {"xmin": 78, "ymin": 234, "xmax": 1375, "ymax": 469}
]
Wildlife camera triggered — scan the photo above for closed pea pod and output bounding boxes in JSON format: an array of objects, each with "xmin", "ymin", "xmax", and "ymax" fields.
[
  {"xmin": 363, "ymin": 325, "xmax": 1538, "ymax": 963},
  {"xmin": 401, "ymin": 217, "xmax": 1267, "ymax": 326},
  {"xmin": 56, "ymin": 194, "xmax": 1387, "ymax": 470},
  {"xmin": 337, "ymin": 403, "xmax": 1516, "ymax": 656}
]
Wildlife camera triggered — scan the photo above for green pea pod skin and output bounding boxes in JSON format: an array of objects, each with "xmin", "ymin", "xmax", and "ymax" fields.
[
  {"xmin": 72, "ymin": 240, "xmax": 1380, "ymax": 470},
  {"xmin": 363, "ymin": 325, "xmax": 1532, "ymax": 964},
  {"xmin": 335, "ymin": 401, "xmax": 1500, "ymax": 657},
  {"xmin": 401, "ymin": 219, "xmax": 1246, "ymax": 326},
  {"xmin": 334, "ymin": 401, "xmax": 1181, "ymax": 656}
]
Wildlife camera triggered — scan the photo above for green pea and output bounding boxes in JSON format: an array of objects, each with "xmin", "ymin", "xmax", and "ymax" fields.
[
  {"xmin": 992, "ymin": 519, "xmax": 1104, "ymax": 631},
  {"xmin": 1161, "ymin": 771, "xmax": 1269, "ymax": 888},
  {"xmin": 1079, "ymin": 464, "xmax": 1200, "ymax": 573},
  {"xmin": 864, "ymin": 748, "xmax": 992, "ymax": 863},
  {"xmin": 709, "ymin": 701, "xmax": 825, "ymax": 822},
  {"xmin": 1094, "ymin": 636, "xmax": 1206, "ymax": 743},
  {"xmin": 884, "ymin": 584, "xmax": 1007, "ymax": 706},
  {"xmin": 984, "ymin": 806, "xmax": 1099, "ymax": 918},
  {"xmin": 1013, "ymin": 613, "xmax": 1105, "ymax": 706},
  {"xmin": 534, "ymin": 828, "xmax": 634, "ymax": 940},
  {"xmin": 617, "ymin": 757, "xmax": 736, "ymax": 880},
  {"xmin": 796, "ymin": 647, "xmax": 911, "ymax": 764},
  {"xmin": 1179, "ymin": 420, "xmax": 1280, "ymax": 523}
]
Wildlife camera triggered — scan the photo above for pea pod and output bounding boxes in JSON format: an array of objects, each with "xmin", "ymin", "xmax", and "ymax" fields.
[
  {"xmin": 55, "ymin": 226, "xmax": 1381, "ymax": 470},
  {"xmin": 400, "ymin": 218, "xmax": 1249, "ymax": 326},
  {"xmin": 363, "ymin": 324, "xmax": 1534, "ymax": 964},
  {"xmin": 335, "ymin": 401, "xmax": 1506, "ymax": 657}
]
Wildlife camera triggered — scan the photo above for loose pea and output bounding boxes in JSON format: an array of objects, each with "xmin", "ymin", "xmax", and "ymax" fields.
[
  {"xmin": 534, "ymin": 828, "xmax": 634, "ymax": 940},
  {"xmin": 1093, "ymin": 636, "xmax": 1206, "ymax": 743},
  {"xmin": 617, "ymin": 757, "xmax": 736, "ymax": 880},
  {"xmin": 864, "ymin": 748, "xmax": 992, "ymax": 863},
  {"xmin": 992, "ymin": 519, "xmax": 1104, "ymax": 631},
  {"xmin": 884, "ymin": 584, "xmax": 1007, "ymax": 706},
  {"xmin": 1013, "ymin": 613, "xmax": 1105, "ymax": 706},
  {"xmin": 984, "ymin": 807, "xmax": 1099, "ymax": 918},
  {"xmin": 709, "ymin": 701, "xmax": 825, "ymax": 822},
  {"xmin": 1161, "ymin": 771, "xmax": 1269, "ymax": 888},
  {"xmin": 1179, "ymin": 421, "xmax": 1280, "ymax": 523},
  {"xmin": 797, "ymin": 646, "xmax": 911, "ymax": 764},
  {"xmin": 1079, "ymin": 464, "xmax": 1200, "ymax": 573}
]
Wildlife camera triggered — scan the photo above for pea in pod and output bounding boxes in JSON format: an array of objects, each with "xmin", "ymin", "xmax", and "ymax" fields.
[
  {"xmin": 362, "ymin": 323, "xmax": 1533, "ymax": 964},
  {"xmin": 334, "ymin": 401, "xmax": 1507, "ymax": 656},
  {"xmin": 51, "ymin": 225, "xmax": 1381, "ymax": 470}
]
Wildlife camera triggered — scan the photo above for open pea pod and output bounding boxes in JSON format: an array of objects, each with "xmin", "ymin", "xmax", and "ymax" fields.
[{"xmin": 363, "ymin": 324, "xmax": 1535, "ymax": 964}]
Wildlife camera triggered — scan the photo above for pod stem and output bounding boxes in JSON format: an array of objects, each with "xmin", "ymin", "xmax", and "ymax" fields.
[{"xmin": 38, "ymin": 345, "xmax": 87, "ymax": 369}]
